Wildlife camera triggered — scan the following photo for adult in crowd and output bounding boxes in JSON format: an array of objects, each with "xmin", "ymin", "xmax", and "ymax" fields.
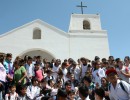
[
  {"xmin": 117, "ymin": 60, "xmax": 130, "ymax": 83},
  {"xmin": 106, "ymin": 69, "xmax": 130, "ymax": 100},
  {"xmin": 34, "ymin": 62, "xmax": 44, "ymax": 82},
  {"xmin": 0, "ymin": 55, "xmax": 6, "ymax": 99},
  {"xmin": 24, "ymin": 56, "xmax": 35, "ymax": 82},
  {"xmin": 101, "ymin": 77, "xmax": 110, "ymax": 100},
  {"xmin": 80, "ymin": 57, "xmax": 89, "ymax": 78},
  {"xmin": 83, "ymin": 76, "xmax": 95, "ymax": 100},
  {"xmin": 51, "ymin": 59, "xmax": 61, "ymax": 82},
  {"xmin": 70, "ymin": 61, "xmax": 81, "ymax": 81},
  {"xmin": 92, "ymin": 61, "xmax": 106, "ymax": 87},
  {"xmin": 64, "ymin": 81, "xmax": 72, "ymax": 95},
  {"xmin": 67, "ymin": 58, "xmax": 74, "ymax": 72},
  {"xmin": 4, "ymin": 53, "xmax": 14, "ymax": 94},
  {"xmin": 58, "ymin": 62, "xmax": 68, "ymax": 82},
  {"xmin": 68, "ymin": 74, "xmax": 79, "ymax": 91},
  {"xmin": 13, "ymin": 59, "xmax": 27, "ymax": 94},
  {"xmin": 4, "ymin": 53, "xmax": 14, "ymax": 81}
]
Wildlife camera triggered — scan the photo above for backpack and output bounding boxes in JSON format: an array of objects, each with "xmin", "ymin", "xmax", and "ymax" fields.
[{"xmin": 108, "ymin": 81, "xmax": 128, "ymax": 94}]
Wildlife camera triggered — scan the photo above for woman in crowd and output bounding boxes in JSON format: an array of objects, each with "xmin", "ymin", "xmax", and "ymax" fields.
[
  {"xmin": 34, "ymin": 62, "xmax": 44, "ymax": 82},
  {"xmin": 13, "ymin": 59, "xmax": 27, "ymax": 94},
  {"xmin": 101, "ymin": 77, "xmax": 110, "ymax": 100},
  {"xmin": 83, "ymin": 76, "xmax": 95, "ymax": 100}
]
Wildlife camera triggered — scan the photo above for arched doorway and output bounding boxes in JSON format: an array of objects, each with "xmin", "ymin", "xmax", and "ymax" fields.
[{"xmin": 19, "ymin": 49, "xmax": 56, "ymax": 62}]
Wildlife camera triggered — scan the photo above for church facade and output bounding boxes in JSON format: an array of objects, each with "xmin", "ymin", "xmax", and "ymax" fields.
[{"xmin": 0, "ymin": 14, "xmax": 110, "ymax": 61}]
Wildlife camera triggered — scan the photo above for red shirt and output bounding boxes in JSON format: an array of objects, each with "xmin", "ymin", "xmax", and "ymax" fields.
[{"xmin": 35, "ymin": 69, "xmax": 43, "ymax": 81}]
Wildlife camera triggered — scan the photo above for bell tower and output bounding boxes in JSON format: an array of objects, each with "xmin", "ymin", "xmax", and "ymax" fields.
[
  {"xmin": 69, "ymin": 14, "xmax": 102, "ymax": 32},
  {"xmin": 68, "ymin": 13, "xmax": 110, "ymax": 60}
]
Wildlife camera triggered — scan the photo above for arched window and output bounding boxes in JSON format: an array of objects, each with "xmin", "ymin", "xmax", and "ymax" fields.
[
  {"xmin": 33, "ymin": 28, "xmax": 41, "ymax": 39},
  {"xmin": 83, "ymin": 20, "xmax": 90, "ymax": 30}
]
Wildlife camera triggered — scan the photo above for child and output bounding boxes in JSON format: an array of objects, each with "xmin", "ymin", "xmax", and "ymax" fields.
[
  {"xmin": 5, "ymin": 84, "xmax": 18, "ymax": 100},
  {"xmin": 17, "ymin": 85, "xmax": 31, "ymax": 100},
  {"xmin": 40, "ymin": 79, "xmax": 51, "ymax": 97},
  {"xmin": 44, "ymin": 70, "xmax": 54, "ymax": 82},
  {"xmin": 48, "ymin": 79, "xmax": 58, "ymax": 99},
  {"xmin": 26, "ymin": 77, "xmax": 40, "ymax": 99}
]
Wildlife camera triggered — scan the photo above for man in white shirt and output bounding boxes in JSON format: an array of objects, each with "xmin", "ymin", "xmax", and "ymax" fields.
[
  {"xmin": 25, "ymin": 56, "xmax": 35, "ymax": 79},
  {"xmin": 51, "ymin": 59, "xmax": 61, "ymax": 82},
  {"xmin": 80, "ymin": 57, "xmax": 88, "ymax": 78},
  {"xmin": 106, "ymin": 69, "xmax": 130, "ymax": 100},
  {"xmin": 92, "ymin": 61, "xmax": 105, "ymax": 87},
  {"xmin": 70, "ymin": 62, "xmax": 81, "ymax": 80}
]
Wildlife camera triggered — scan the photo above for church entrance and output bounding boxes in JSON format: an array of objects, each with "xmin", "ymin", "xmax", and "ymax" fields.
[{"xmin": 19, "ymin": 49, "xmax": 55, "ymax": 62}]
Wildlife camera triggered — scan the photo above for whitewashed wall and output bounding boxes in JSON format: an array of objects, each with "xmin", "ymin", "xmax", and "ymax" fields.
[{"xmin": 0, "ymin": 14, "xmax": 110, "ymax": 62}]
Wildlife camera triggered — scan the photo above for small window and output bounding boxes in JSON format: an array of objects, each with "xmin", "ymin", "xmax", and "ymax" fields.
[
  {"xmin": 33, "ymin": 29, "xmax": 41, "ymax": 39},
  {"xmin": 83, "ymin": 20, "xmax": 90, "ymax": 30}
]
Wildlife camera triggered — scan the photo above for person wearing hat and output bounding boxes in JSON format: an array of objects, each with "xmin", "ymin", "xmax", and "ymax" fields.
[{"xmin": 106, "ymin": 69, "xmax": 130, "ymax": 100}]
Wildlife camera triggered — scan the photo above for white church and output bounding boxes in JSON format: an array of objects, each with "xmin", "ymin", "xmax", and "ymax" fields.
[{"xmin": 0, "ymin": 14, "xmax": 110, "ymax": 61}]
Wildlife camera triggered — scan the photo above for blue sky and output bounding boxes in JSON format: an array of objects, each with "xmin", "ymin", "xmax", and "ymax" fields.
[{"xmin": 0, "ymin": 0, "xmax": 130, "ymax": 59}]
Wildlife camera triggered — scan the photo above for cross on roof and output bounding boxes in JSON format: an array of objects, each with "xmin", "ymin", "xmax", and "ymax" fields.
[{"xmin": 77, "ymin": 2, "xmax": 87, "ymax": 14}]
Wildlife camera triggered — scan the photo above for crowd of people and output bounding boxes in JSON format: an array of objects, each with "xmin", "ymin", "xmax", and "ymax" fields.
[{"xmin": 0, "ymin": 53, "xmax": 130, "ymax": 100}]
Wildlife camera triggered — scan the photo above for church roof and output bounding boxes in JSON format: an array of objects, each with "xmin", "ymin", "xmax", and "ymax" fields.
[{"xmin": 0, "ymin": 19, "xmax": 68, "ymax": 38}]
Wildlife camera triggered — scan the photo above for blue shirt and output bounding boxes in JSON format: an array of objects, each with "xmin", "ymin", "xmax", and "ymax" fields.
[{"xmin": 4, "ymin": 59, "xmax": 13, "ymax": 74}]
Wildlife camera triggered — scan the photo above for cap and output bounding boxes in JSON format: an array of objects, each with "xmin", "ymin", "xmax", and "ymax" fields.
[{"xmin": 106, "ymin": 69, "xmax": 117, "ymax": 76}]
